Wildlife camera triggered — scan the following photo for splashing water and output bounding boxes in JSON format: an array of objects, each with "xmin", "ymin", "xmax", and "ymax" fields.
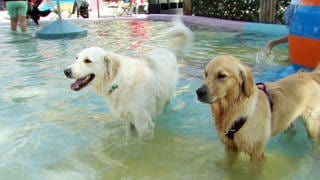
[{"xmin": 256, "ymin": 49, "xmax": 275, "ymax": 65}]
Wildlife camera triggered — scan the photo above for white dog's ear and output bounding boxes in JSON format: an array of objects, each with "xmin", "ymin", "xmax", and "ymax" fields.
[
  {"xmin": 239, "ymin": 66, "xmax": 254, "ymax": 97},
  {"xmin": 104, "ymin": 55, "xmax": 119, "ymax": 79}
]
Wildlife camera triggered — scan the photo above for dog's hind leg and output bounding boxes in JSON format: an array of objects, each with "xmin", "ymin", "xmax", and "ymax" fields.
[
  {"xmin": 303, "ymin": 120, "xmax": 320, "ymax": 141},
  {"xmin": 302, "ymin": 106, "xmax": 320, "ymax": 141}
]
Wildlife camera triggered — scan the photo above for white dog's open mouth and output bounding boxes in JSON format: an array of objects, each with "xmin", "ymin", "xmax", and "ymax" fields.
[{"xmin": 71, "ymin": 74, "xmax": 95, "ymax": 91}]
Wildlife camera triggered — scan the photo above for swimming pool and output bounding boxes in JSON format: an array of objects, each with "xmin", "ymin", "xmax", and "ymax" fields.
[{"xmin": 0, "ymin": 17, "xmax": 319, "ymax": 179}]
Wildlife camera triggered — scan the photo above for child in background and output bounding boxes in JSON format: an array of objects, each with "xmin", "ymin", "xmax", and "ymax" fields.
[
  {"xmin": 5, "ymin": 0, "xmax": 28, "ymax": 32},
  {"xmin": 264, "ymin": 0, "xmax": 301, "ymax": 56},
  {"xmin": 70, "ymin": 0, "xmax": 90, "ymax": 18}
]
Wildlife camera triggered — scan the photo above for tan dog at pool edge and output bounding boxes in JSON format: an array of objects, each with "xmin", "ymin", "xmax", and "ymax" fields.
[
  {"xmin": 196, "ymin": 55, "xmax": 320, "ymax": 163},
  {"xmin": 64, "ymin": 17, "xmax": 192, "ymax": 139}
]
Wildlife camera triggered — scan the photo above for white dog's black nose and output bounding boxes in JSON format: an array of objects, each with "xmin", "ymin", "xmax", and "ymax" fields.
[{"xmin": 64, "ymin": 68, "xmax": 72, "ymax": 78}]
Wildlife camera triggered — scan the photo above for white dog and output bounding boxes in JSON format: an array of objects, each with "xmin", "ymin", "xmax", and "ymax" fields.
[{"xmin": 64, "ymin": 18, "xmax": 192, "ymax": 138}]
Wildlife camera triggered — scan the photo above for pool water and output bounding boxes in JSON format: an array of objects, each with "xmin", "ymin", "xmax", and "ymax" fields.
[{"xmin": 0, "ymin": 20, "xmax": 319, "ymax": 179}]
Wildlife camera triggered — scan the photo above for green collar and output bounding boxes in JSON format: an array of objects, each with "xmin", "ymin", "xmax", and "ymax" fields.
[{"xmin": 108, "ymin": 84, "xmax": 119, "ymax": 94}]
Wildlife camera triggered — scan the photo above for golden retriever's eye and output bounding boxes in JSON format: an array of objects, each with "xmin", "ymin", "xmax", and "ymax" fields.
[
  {"xmin": 217, "ymin": 73, "xmax": 227, "ymax": 79},
  {"xmin": 84, "ymin": 59, "xmax": 92, "ymax": 63}
]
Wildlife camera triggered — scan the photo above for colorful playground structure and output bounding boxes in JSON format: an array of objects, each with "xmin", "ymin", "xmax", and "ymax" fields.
[{"xmin": 289, "ymin": 0, "xmax": 320, "ymax": 69}]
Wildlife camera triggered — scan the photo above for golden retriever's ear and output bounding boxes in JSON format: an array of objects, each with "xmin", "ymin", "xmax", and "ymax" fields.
[
  {"xmin": 239, "ymin": 66, "xmax": 254, "ymax": 97},
  {"xmin": 104, "ymin": 55, "xmax": 119, "ymax": 79}
]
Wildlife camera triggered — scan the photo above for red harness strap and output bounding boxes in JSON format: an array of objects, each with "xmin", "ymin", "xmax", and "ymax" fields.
[{"xmin": 256, "ymin": 83, "xmax": 273, "ymax": 112}]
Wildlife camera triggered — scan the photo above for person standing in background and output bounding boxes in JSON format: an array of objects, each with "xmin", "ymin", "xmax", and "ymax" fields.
[
  {"xmin": 70, "ymin": 0, "xmax": 90, "ymax": 18},
  {"xmin": 264, "ymin": 0, "xmax": 301, "ymax": 55},
  {"xmin": 0, "ymin": 0, "xmax": 6, "ymax": 10},
  {"xmin": 4, "ymin": 0, "xmax": 28, "ymax": 33}
]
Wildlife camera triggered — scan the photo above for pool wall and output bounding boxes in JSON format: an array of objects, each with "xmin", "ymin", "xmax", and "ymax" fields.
[
  {"xmin": 147, "ymin": 14, "xmax": 288, "ymax": 37},
  {"xmin": 0, "ymin": 14, "xmax": 289, "ymax": 37}
]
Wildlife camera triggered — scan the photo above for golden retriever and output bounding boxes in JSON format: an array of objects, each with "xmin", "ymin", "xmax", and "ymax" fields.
[
  {"xmin": 196, "ymin": 55, "xmax": 320, "ymax": 163},
  {"xmin": 64, "ymin": 18, "xmax": 192, "ymax": 139}
]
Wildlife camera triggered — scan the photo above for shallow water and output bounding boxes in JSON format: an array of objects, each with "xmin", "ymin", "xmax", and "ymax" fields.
[{"xmin": 0, "ymin": 20, "xmax": 319, "ymax": 180}]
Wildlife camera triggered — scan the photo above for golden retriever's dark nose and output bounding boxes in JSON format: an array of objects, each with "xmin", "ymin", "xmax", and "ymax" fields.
[
  {"xmin": 196, "ymin": 85, "xmax": 208, "ymax": 99},
  {"xmin": 64, "ymin": 68, "xmax": 72, "ymax": 78}
]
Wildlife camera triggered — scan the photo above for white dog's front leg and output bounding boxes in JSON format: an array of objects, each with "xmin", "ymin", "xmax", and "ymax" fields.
[
  {"xmin": 133, "ymin": 113, "xmax": 155, "ymax": 139},
  {"xmin": 125, "ymin": 122, "xmax": 137, "ymax": 137}
]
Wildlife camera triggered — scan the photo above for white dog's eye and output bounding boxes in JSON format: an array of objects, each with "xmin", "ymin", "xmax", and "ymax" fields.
[{"xmin": 84, "ymin": 59, "xmax": 92, "ymax": 63}]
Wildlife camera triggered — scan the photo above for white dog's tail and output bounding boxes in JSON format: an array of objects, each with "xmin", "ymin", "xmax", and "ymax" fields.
[
  {"xmin": 161, "ymin": 16, "xmax": 193, "ymax": 54},
  {"xmin": 311, "ymin": 63, "xmax": 320, "ymax": 84}
]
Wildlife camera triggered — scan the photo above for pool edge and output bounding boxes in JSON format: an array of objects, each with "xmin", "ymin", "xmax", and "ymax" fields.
[{"xmin": 0, "ymin": 14, "xmax": 288, "ymax": 36}]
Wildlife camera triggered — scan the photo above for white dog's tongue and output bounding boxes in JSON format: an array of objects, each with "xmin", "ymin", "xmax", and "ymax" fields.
[
  {"xmin": 71, "ymin": 78, "xmax": 86, "ymax": 91},
  {"xmin": 70, "ymin": 74, "xmax": 95, "ymax": 91}
]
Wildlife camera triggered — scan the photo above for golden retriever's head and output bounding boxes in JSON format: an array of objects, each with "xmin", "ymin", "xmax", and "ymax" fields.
[
  {"xmin": 196, "ymin": 55, "xmax": 254, "ymax": 104},
  {"xmin": 64, "ymin": 47, "xmax": 119, "ymax": 91}
]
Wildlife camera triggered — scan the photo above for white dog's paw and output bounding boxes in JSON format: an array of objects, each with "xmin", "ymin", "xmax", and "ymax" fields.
[
  {"xmin": 125, "ymin": 121, "xmax": 155, "ymax": 140},
  {"xmin": 135, "ymin": 121, "xmax": 155, "ymax": 140}
]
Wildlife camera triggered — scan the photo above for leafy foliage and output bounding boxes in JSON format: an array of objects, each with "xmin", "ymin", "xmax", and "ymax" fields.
[
  {"xmin": 276, "ymin": 0, "xmax": 291, "ymax": 24},
  {"xmin": 192, "ymin": 0, "xmax": 290, "ymax": 23}
]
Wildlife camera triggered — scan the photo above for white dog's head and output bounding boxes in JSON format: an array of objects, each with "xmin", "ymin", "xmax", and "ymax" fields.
[{"xmin": 64, "ymin": 47, "xmax": 119, "ymax": 91}]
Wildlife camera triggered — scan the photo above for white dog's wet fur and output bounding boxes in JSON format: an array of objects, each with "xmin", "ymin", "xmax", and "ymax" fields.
[{"xmin": 64, "ymin": 17, "xmax": 192, "ymax": 139}]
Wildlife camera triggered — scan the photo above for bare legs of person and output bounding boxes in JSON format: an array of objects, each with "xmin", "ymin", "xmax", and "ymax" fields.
[
  {"xmin": 10, "ymin": 17, "xmax": 18, "ymax": 32},
  {"xmin": 264, "ymin": 36, "xmax": 288, "ymax": 55},
  {"xmin": 18, "ymin": 16, "xmax": 27, "ymax": 32},
  {"xmin": 10, "ymin": 15, "xmax": 27, "ymax": 32}
]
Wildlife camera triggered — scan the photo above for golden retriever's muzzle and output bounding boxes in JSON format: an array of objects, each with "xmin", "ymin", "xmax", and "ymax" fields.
[{"xmin": 196, "ymin": 84, "xmax": 211, "ymax": 104}]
